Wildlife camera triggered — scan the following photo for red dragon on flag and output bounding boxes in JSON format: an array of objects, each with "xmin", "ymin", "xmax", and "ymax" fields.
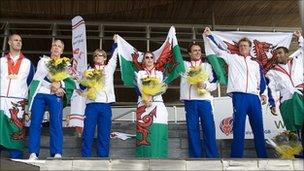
[
  {"xmin": 131, "ymin": 41, "xmax": 178, "ymax": 73},
  {"xmin": 224, "ymin": 40, "xmax": 277, "ymax": 72},
  {"xmin": 9, "ymin": 100, "xmax": 27, "ymax": 140},
  {"xmin": 136, "ymin": 106, "xmax": 157, "ymax": 145}
]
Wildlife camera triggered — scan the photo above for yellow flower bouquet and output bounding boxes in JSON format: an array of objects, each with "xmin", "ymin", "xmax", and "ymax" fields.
[
  {"xmin": 46, "ymin": 57, "xmax": 71, "ymax": 82},
  {"xmin": 267, "ymin": 131, "xmax": 303, "ymax": 159},
  {"xmin": 80, "ymin": 68, "xmax": 104, "ymax": 100},
  {"xmin": 187, "ymin": 66, "xmax": 209, "ymax": 96},
  {"xmin": 140, "ymin": 76, "xmax": 167, "ymax": 102}
]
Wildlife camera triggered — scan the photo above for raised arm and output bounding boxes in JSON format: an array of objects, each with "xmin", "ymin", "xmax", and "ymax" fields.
[
  {"xmin": 203, "ymin": 27, "xmax": 233, "ymax": 63},
  {"xmin": 294, "ymin": 31, "xmax": 303, "ymax": 48},
  {"xmin": 106, "ymin": 35, "xmax": 118, "ymax": 74},
  {"xmin": 289, "ymin": 31, "xmax": 303, "ymax": 62}
]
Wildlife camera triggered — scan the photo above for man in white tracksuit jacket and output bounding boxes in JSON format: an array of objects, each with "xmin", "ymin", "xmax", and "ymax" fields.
[
  {"xmin": 203, "ymin": 27, "xmax": 268, "ymax": 158},
  {"xmin": 266, "ymin": 31, "xmax": 303, "ymax": 150},
  {"xmin": 0, "ymin": 34, "xmax": 34, "ymax": 159},
  {"xmin": 180, "ymin": 42, "xmax": 219, "ymax": 158}
]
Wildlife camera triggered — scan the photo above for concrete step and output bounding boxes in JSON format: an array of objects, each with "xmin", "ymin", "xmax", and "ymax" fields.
[
  {"xmin": 1, "ymin": 122, "xmax": 277, "ymax": 159},
  {"xmin": 3, "ymin": 159, "xmax": 304, "ymax": 171}
]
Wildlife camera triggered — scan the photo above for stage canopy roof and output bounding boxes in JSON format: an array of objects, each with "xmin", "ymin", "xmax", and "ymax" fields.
[{"xmin": 0, "ymin": 0, "xmax": 301, "ymax": 27}]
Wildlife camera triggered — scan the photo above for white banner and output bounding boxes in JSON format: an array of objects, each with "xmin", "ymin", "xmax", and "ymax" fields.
[
  {"xmin": 71, "ymin": 15, "xmax": 87, "ymax": 78},
  {"xmin": 213, "ymin": 97, "xmax": 286, "ymax": 139},
  {"xmin": 69, "ymin": 16, "xmax": 87, "ymax": 127},
  {"xmin": 204, "ymin": 31, "xmax": 293, "ymax": 59},
  {"xmin": 203, "ymin": 31, "xmax": 293, "ymax": 76}
]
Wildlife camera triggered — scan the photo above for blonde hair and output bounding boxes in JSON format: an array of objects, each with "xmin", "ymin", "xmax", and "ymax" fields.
[
  {"xmin": 52, "ymin": 39, "xmax": 65, "ymax": 49},
  {"xmin": 93, "ymin": 49, "xmax": 107, "ymax": 59}
]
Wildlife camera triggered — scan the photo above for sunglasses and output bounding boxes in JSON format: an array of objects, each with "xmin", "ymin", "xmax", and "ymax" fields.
[
  {"xmin": 145, "ymin": 56, "xmax": 154, "ymax": 59},
  {"xmin": 94, "ymin": 54, "xmax": 104, "ymax": 57}
]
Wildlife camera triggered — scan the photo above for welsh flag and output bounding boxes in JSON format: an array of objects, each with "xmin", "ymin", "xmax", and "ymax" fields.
[
  {"xmin": 117, "ymin": 26, "xmax": 185, "ymax": 86},
  {"xmin": 203, "ymin": 31, "xmax": 293, "ymax": 85},
  {"xmin": 135, "ymin": 104, "xmax": 168, "ymax": 158},
  {"xmin": 117, "ymin": 26, "xmax": 183, "ymax": 158},
  {"xmin": 0, "ymin": 97, "xmax": 26, "ymax": 151}
]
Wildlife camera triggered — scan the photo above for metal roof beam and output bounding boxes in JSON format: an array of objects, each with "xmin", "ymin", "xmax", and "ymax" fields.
[{"xmin": 0, "ymin": 18, "xmax": 301, "ymax": 32}]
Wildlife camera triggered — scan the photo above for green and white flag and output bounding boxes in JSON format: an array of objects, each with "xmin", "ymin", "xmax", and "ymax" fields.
[
  {"xmin": 117, "ymin": 26, "xmax": 185, "ymax": 86},
  {"xmin": 135, "ymin": 103, "xmax": 168, "ymax": 158},
  {"xmin": 0, "ymin": 97, "xmax": 26, "ymax": 151},
  {"xmin": 28, "ymin": 78, "xmax": 76, "ymax": 111},
  {"xmin": 203, "ymin": 31, "xmax": 292, "ymax": 85}
]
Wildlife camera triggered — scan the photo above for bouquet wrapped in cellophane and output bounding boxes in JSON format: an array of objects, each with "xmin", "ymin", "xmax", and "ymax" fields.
[
  {"xmin": 80, "ymin": 68, "xmax": 104, "ymax": 100},
  {"xmin": 46, "ymin": 57, "xmax": 71, "ymax": 82},
  {"xmin": 266, "ymin": 131, "xmax": 303, "ymax": 159},
  {"xmin": 187, "ymin": 66, "xmax": 209, "ymax": 96},
  {"xmin": 140, "ymin": 76, "xmax": 167, "ymax": 103}
]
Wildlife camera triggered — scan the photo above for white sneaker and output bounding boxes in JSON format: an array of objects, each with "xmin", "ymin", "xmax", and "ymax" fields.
[
  {"xmin": 54, "ymin": 153, "xmax": 62, "ymax": 159},
  {"xmin": 29, "ymin": 153, "xmax": 38, "ymax": 160}
]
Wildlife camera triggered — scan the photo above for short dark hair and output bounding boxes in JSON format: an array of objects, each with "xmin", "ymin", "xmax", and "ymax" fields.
[
  {"xmin": 187, "ymin": 42, "xmax": 202, "ymax": 53},
  {"xmin": 238, "ymin": 37, "xmax": 252, "ymax": 47},
  {"xmin": 275, "ymin": 46, "xmax": 289, "ymax": 54},
  {"xmin": 187, "ymin": 42, "xmax": 208, "ymax": 62},
  {"xmin": 143, "ymin": 51, "xmax": 154, "ymax": 58}
]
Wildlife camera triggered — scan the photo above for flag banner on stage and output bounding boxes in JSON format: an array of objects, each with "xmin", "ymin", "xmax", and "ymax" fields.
[
  {"xmin": 117, "ymin": 26, "xmax": 185, "ymax": 86},
  {"xmin": 135, "ymin": 103, "xmax": 168, "ymax": 158},
  {"xmin": 71, "ymin": 15, "xmax": 87, "ymax": 79},
  {"xmin": 203, "ymin": 31, "xmax": 293, "ymax": 85},
  {"xmin": 0, "ymin": 97, "xmax": 26, "ymax": 151},
  {"xmin": 70, "ymin": 15, "xmax": 87, "ymax": 127}
]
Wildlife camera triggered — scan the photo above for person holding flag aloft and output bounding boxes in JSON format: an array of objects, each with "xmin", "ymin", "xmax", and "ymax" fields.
[
  {"xmin": 80, "ymin": 35, "xmax": 118, "ymax": 157},
  {"xmin": 203, "ymin": 27, "xmax": 268, "ymax": 158},
  {"xmin": 180, "ymin": 42, "xmax": 219, "ymax": 158},
  {"xmin": 135, "ymin": 51, "xmax": 169, "ymax": 158},
  {"xmin": 116, "ymin": 26, "xmax": 185, "ymax": 158},
  {"xmin": 266, "ymin": 31, "xmax": 304, "ymax": 152}
]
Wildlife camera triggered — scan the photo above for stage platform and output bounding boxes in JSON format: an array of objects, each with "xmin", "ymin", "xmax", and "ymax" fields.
[
  {"xmin": 1, "ymin": 158, "xmax": 303, "ymax": 170},
  {"xmin": 0, "ymin": 122, "xmax": 281, "ymax": 159},
  {"xmin": 1, "ymin": 122, "xmax": 303, "ymax": 170}
]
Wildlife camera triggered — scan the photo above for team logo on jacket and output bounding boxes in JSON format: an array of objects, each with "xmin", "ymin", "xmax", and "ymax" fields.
[{"xmin": 219, "ymin": 116, "xmax": 233, "ymax": 136}]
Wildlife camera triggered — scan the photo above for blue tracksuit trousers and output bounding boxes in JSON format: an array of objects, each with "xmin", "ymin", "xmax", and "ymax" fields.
[
  {"xmin": 230, "ymin": 92, "xmax": 267, "ymax": 158},
  {"xmin": 28, "ymin": 93, "xmax": 63, "ymax": 157},
  {"xmin": 81, "ymin": 103, "xmax": 112, "ymax": 157},
  {"xmin": 0, "ymin": 145, "xmax": 23, "ymax": 159},
  {"xmin": 184, "ymin": 100, "xmax": 219, "ymax": 158}
]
